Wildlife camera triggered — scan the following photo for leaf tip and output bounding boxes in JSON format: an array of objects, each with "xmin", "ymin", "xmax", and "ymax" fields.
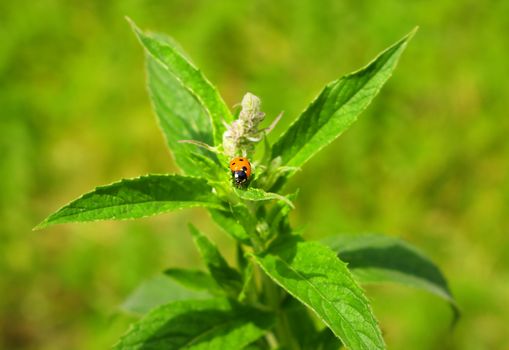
[
  {"xmin": 406, "ymin": 26, "xmax": 419, "ymax": 41},
  {"xmin": 124, "ymin": 15, "xmax": 135, "ymax": 28},
  {"xmin": 125, "ymin": 16, "xmax": 143, "ymax": 38},
  {"xmin": 33, "ymin": 214, "xmax": 55, "ymax": 231},
  {"xmin": 395, "ymin": 26, "xmax": 418, "ymax": 51},
  {"xmin": 32, "ymin": 221, "xmax": 46, "ymax": 231},
  {"xmin": 284, "ymin": 197, "xmax": 295, "ymax": 209}
]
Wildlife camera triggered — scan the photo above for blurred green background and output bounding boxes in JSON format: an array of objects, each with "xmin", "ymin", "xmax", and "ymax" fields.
[{"xmin": 1, "ymin": 0, "xmax": 508, "ymax": 349}]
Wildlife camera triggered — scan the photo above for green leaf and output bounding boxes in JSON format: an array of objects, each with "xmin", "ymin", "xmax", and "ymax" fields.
[
  {"xmin": 235, "ymin": 188, "xmax": 294, "ymax": 209},
  {"xmin": 323, "ymin": 234, "xmax": 460, "ymax": 321},
  {"xmin": 188, "ymin": 151, "xmax": 225, "ymax": 180},
  {"xmin": 36, "ymin": 175, "xmax": 223, "ymax": 229},
  {"xmin": 271, "ymin": 28, "xmax": 416, "ymax": 170},
  {"xmin": 242, "ymin": 345, "xmax": 265, "ymax": 350},
  {"xmin": 121, "ymin": 274, "xmax": 211, "ymax": 315},
  {"xmin": 147, "ymin": 55, "xmax": 219, "ymax": 178},
  {"xmin": 237, "ymin": 260, "xmax": 254, "ymax": 303},
  {"xmin": 227, "ymin": 203, "xmax": 263, "ymax": 246},
  {"xmin": 209, "ymin": 209, "xmax": 251, "ymax": 244},
  {"xmin": 189, "ymin": 224, "xmax": 243, "ymax": 296},
  {"xmin": 253, "ymin": 236, "xmax": 385, "ymax": 350},
  {"xmin": 230, "ymin": 203, "xmax": 258, "ymax": 232},
  {"xmin": 164, "ymin": 268, "xmax": 223, "ymax": 294},
  {"xmin": 282, "ymin": 296, "xmax": 320, "ymax": 350},
  {"xmin": 314, "ymin": 328, "xmax": 343, "ymax": 350},
  {"xmin": 267, "ymin": 190, "xmax": 299, "ymax": 239},
  {"xmin": 267, "ymin": 191, "xmax": 298, "ymax": 223},
  {"xmin": 129, "ymin": 18, "xmax": 233, "ymax": 147},
  {"xmin": 115, "ymin": 298, "xmax": 274, "ymax": 350},
  {"xmin": 236, "ymin": 243, "xmax": 248, "ymax": 272}
]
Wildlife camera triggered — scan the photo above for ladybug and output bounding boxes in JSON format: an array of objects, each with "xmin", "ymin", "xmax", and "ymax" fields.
[{"xmin": 229, "ymin": 157, "xmax": 251, "ymax": 187}]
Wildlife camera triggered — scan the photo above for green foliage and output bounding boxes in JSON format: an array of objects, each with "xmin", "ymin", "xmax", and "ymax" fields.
[
  {"xmin": 189, "ymin": 224, "xmax": 243, "ymax": 297},
  {"xmin": 323, "ymin": 234, "xmax": 460, "ymax": 321},
  {"xmin": 164, "ymin": 268, "xmax": 221, "ymax": 293},
  {"xmin": 253, "ymin": 236, "xmax": 384, "ymax": 350},
  {"xmin": 208, "ymin": 208, "xmax": 251, "ymax": 243},
  {"xmin": 36, "ymin": 175, "xmax": 223, "ymax": 229},
  {"xmin": 37, "ymin": 20, "xmax": 458, "ymax": 350},
  {"xmin": 235, "ymin": 187, "xmax": 294, "ymax": 208},
  {"xmin": 121, "ymin": 274, "xmax": 211, "ymax": 315},
  {"xmin": 128, "ymin": 18, "xmax": 232, "ymax": 148},
  {"xmin": 271, "ymin": 29, "xmax": 416, "ymax": 172},
  {"xmin": 147, "ymin": 55, "xmax": 217, "ymax": 178},
  {"xmin": 114, "ymin": 298, "xmax": 274, "ymax": 350}
]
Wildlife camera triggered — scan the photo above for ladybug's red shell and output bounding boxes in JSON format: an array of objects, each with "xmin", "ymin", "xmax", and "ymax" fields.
[
  {"xmin": 229, "ymin": 157, "xmax": 251, "ymax": 186},
  {"xmin": 229, "ymin": 157, "xmax": 251, "ymax": 177}
]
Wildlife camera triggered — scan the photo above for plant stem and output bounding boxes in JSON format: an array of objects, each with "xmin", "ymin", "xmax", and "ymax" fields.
[{"xmin": 262, "ymin": 272, "xmax": 300, "ymax": 350}]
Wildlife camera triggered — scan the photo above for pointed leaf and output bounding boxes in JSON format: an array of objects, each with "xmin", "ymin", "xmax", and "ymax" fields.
[
  {"xmin": 147, "ymin": 55, "xmax": 219, "ymax": 177},
  {"xmin": 129, "ymin": 19, "xmax": 233, "ymax": 147},
  {"xmin": 267, "ymin": 190, "xmax": 299, "ymax": 238},
  {"xmin": 36, "ymin": 175, "xmax": 223, "ymax": 229},
  {"xmin": 271, "ymin": 29, "xmax": 416, "ymax": 170},
  {"xmin": 222, "ymin": 203, "xmax": 262, "ymax": 246},
  {"xmin": 189, "ymin": 224, "xmax": 243, "ymax": 296},
  {"xmin": 237, "ymin": 256, "xmax": 255, "ymax": 303},
  {"xmin": 323, "ymin": 234, "xmax": 459, "ymax": 321},
  {"xmin": 121, "ymin": 274, "xmax": 211, "ymax": 315},
  {"xmin": 209, "ymin": 209, "xmax": 251, "ymax": 244},
  {"xmin": 282, "ymin": 297, "xmax": 321, "ymax": 350},
  {"xmin": 115, "ymin": 299, "xmax": 274, "ymax": 350},
  {"xmin": 253, "ymin": 236, "xmax": 385, "ymax": 350},
  {"xmin": 235, "ymin": 188, "xmax": 294, "ymax": 208},
  {"xmin": 164, "ymin": 268, "xmax": 223, "ymax": 294}
]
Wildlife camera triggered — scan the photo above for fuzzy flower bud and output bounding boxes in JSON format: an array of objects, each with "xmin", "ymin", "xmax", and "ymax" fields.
[{"xmin": 223, "ymin": 92, "xmax": 266, "ymax": 158}]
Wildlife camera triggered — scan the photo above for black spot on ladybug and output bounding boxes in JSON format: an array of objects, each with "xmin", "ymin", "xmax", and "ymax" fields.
[
  {"xmin": 242, "ymin": 166, "xmax": 247, "ymax": 171},
  {"xmin": 232, "ymin": 162, "xmax": 236, "ymax": 165},
  {"xmin": 239, "ymin": 158, "xmax": 243, "ymax": 161}
]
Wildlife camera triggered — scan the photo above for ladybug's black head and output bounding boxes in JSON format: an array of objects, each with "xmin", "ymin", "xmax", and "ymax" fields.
[{"xmin": 232, "ymin": 170, "xmax": 248, "ymax": 186}]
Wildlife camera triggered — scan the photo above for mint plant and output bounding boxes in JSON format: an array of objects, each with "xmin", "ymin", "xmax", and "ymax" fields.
[{"xmin": 37, "ymin": 20, "xmax": 458, "ymax": 350}]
